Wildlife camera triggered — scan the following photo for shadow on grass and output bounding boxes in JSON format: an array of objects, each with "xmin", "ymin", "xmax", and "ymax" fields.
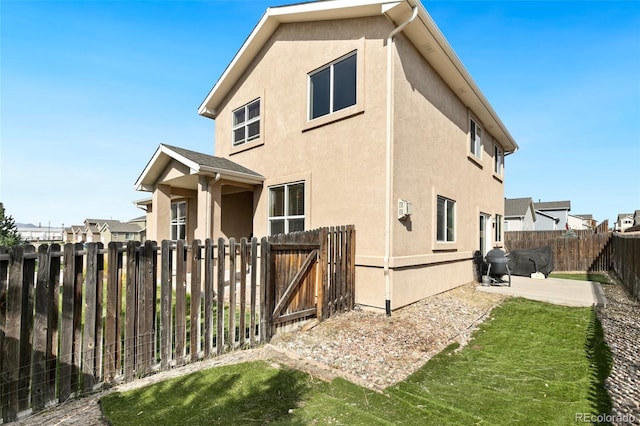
[
  {"xmin": 101, "ymin": 361, "xmax": 311, "ymax": 425},
  {"xmin": 585, "ymin": 307, "xmax": 613, "ymax": 425}
]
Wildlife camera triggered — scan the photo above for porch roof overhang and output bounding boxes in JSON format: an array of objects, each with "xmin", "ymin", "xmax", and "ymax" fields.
[
  {"xmin": 197, "ymin": 0, "xmax": 518, "ymax": 153},
  {"xmin": 135, "ymin": 144, "xmax": 264, "ymax": 192}
]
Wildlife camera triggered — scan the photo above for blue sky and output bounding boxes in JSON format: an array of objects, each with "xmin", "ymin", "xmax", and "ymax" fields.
[{"xmin": 1, "ymin": 0, "xmax": 639, "ymax": 229}]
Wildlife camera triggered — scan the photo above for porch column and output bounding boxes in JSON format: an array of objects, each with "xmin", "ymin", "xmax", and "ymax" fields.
[
  {"xmin": 195, "ymin": 175, "xmax": 212, "ymax": 241},
  {"xmin": 153, "ymin": 184, "xmax": 171, "ymax": 242},
  {"xmin": 211, "ymin": 180, "xmax": 223, "ymax": 240}
]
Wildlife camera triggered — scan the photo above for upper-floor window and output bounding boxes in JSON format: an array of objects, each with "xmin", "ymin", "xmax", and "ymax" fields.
[
  {"xmin": 494, "ymin": 143, "xmax": 503, "ymax": 175},
  {"xmin": 233, "ymin": 99, "xmax": 260, "ymax": 146},
  {"xmin": 308, "ymin": 52, "xmax": 357, "ymax": 120},
  {"xmin": 436, "ymin": 196, "xmax": 455, "ymax": 242},
  {"xmin": 171, "ymin": 201, "xmax": 187, "ymax": 240},
  {"xmin": 269, "ymin": 182, "xmax": 305, "ymax": 235},
  {"xmin": 470, "ymin": 119, "xmax": 482, "ymax": 158}
]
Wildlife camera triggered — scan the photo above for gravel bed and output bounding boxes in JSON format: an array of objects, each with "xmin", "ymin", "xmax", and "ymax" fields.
[
  {"xmin": 270, "ymin": 283, "xmax": 505, "ymax": 388},
  {"xmin": 597, "ymin": 284, "xmax": 640, "ymax": 425}
]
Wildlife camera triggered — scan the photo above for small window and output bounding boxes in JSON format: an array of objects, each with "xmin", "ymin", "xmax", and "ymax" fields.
[
  {"xmin": 494, "ymin": 144, "xmax": 503, "ymax": 175},
  {"xmin": 309, "ymin": 53, "xmax": 357, "ymax": 120},
  {"xmin": 470, "ymin": 119, "xmax": 482, "ymax": 158},
  {"xmin": 269, "ymin": 182, "xmax": 305, "ymax": 235},
  {"xmin": 437, "ymin": 196, "xmax": 455, "ymax": 242},
  {"xmin": 232, "ymin": 99, "xmax": 260, "ymax": 146},
  {"xmin": 170, "ymin": 201, "xmax": 187, "ymax": 240},
  {"xmin": 495, "ymin": 214, "xmax": 503, "ymax": 242}
]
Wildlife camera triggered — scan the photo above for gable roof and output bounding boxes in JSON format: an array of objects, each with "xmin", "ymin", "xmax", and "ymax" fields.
[
  {"xmin": 534, "ymin": 200, "xmax": 571, "ymax": 211},
  {"xmin": 135, "ymin": 144, "xmax": 264, "ymax": 191},
  {"xmin": 197, "ymin": 0, "xmax": 518, "ymax": 153},
  {"xmin": 504, "ymin": 197, "xmax": 535, "ymax": 218},
  {"xmin": 100, "ymin": 221, "xmax": 144, "ymax": 234}
]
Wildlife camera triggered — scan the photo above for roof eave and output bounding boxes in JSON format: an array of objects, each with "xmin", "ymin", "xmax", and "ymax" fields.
[{"xmin": 199, "ymin": 165, "xmax": 265, "ymax": 184}]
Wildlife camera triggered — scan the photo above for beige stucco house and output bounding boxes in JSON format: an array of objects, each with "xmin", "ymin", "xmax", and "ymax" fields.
[{"xmin": 135, "ymin": 0, "xmax": 518, "ymax": 312}]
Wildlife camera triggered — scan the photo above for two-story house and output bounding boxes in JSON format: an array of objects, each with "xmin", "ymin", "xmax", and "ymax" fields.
[{"xmin": 135, "ymin": 0, "xmax": 518, "ymax": 311}]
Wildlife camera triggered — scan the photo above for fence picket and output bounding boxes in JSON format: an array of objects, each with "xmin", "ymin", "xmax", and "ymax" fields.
[
  {"xmin": 160, "ymin": 240, "xmax": 172, "ymax": 370},
  {"xmin": 2, "ymin": 245, "xmax": 25, "ymax": 421},
  {"xmin": 229, "ymin": 238, "xmax": 237, "ymax": 349},
  {"xmin": 175, "ymin": 240, "xmax": 187, "ymax": 364},
  {"xmin": 190, "ymin": 240, "xmax": 201, "ymax": 361},
  {"xmin": 32, "ymin": 245, "xmax": 52, "ymax": 410},
  {"xmin": 204, "ymin": 239, "xmax": 214, "ymax": 357},
  {"xmin": 216, "ymin": 238, "xmax": 225, "ymax": 355}
]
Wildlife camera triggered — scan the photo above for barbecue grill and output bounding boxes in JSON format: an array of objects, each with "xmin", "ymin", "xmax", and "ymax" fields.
[{"xmin": 485, "ymin": 248, "xmax": 511, "ymax": 287}]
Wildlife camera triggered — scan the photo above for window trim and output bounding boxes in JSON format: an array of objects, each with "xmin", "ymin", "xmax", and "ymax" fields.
[
  {"xmin": 268, "ymin": 181, "xmax": 305, "ymax": 235},
  {"xmin": 495, "ymin": 214, "xmax": 503, "ymax": 243},
  {"xmin": 170, "ymin": 200, "xmax": 187, "ymax": 241},
  {"xmin": 436, "ymin": 195, "xmax": 456, "ymax": 243},
  {"xmin": 232, "ymin": 98, "xmax": 261, "ymax": 147},
  {"xmin": 469, "ymin": 118, "xmax": 482, "ymax": 159},
  {"xmin": 307, "ymin": 51, "xmax": 357, "ymax": 121}
]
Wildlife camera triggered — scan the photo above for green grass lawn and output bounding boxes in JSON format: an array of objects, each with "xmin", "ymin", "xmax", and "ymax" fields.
[
  {"xmin": 550, "ymin": 272, "xmax": 611, "ymax": 285},
  {"xmin": 101, "ymin": 298, "xmax": 612, "ymax": 425}
]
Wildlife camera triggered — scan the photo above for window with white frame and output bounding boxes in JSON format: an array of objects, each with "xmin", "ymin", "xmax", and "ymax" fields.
[
  {"xmin": 170, "ymin": 201, "xmax": 187, "ymax": 240},
  {"xmin": 269, "ymin": 182, "xmax": 305, "ymax": 235},
  {"xmin": 308, "ymin": 52, "xmax": 357, "ymax": 120},
  {"xmin": 494, "ymin": 143, "xmax": 503, "ymax": 175},
  {"xmin": 495, "ymin": 214, "xmax": 503, "ymax": 242},
  {"xmin": 436, "ymin": 196, "xmax": 455, "ymax": 242},
  {"xmin": 232, "ymin": 99, "xmax": 260, "ymax": 146},
  {"xmin": 470, "ymin": 118, "xmax": 482, "ymax": 158}
]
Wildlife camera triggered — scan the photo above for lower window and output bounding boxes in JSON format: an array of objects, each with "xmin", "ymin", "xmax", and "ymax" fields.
[
  {"xmin": 171, "ymin": 201, "xmax": 187, "ymax": 240},
  {"xmin": 269, "ymin": 182, "xmax": 305, "ymax": 235},
  {"xmin": 437, "ymin": 196, "xmax": 455, "ymax": 242},
  {"xmin": 495, "ymin": 214, "xmax": 503, "ymax": 242}
]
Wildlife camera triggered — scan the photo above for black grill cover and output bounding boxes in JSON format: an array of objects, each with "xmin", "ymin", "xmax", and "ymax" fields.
[{"xmin": 507, "ymin": 246, "xmax": 554, "ymax": 277}]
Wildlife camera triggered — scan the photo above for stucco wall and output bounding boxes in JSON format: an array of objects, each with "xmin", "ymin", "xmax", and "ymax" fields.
[
  {"xmin": 211, "ymin": 16, "xmax": 509, "ymax": 310},
  {"xmin": 214, "ymin": 17, "xmax": 392, "ymax": 260}
]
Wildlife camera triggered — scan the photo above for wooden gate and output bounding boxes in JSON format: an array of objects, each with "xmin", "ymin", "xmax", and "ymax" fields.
[{"xmin": 263, "ymin": 226, "xmax": 355, "ymax": 338}]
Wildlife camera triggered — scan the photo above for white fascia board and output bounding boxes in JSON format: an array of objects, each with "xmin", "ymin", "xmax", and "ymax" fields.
[
  {"xmin": 160, "ymin": 145, "xmax": 201, "ymax": 175},
  {"xmin": 198, "ymin": 10, "xmax": 278, "ymax": 118},
  {"xmin": 134, "ymin": 145, "xmax": 165, "ymax": 191},
  {"xmin": 199, "ymin": 165, "xmax": 265, "ymax": 184}
]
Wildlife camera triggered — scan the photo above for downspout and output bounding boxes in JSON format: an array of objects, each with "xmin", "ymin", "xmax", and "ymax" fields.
[
  {"xmin": 206, "ymin": 173, "xmax": 221, "ymax": 238},
  {"xmin": 384, "ymin": 6, "xmax": 418, "ymax": 317}
]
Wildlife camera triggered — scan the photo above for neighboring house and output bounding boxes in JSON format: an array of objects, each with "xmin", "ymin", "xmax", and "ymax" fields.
[
  {"xmin": 65, "ymin": 225, "xmax": 86, "ymax": 243},
  {"xmin": 504, "ymin": 198, "xmax": 536, "ymax": 231},
  {"xmin": 573, "ymin": 214, "xmax": 596, "ymax": 230},
  {"xmin": 65, "ymin": 219, "xmax": 147, "ymax": 244},
  {"xmin": 84, "ymin": 219, "xmax": 103, "ymax": 243},
  {"xmin": 533, "ymin": 200, "xmax": 571, "ymax": 231},
  {"xmin": 135, "ymin": 0, "xmax": 518, "ymax": 311},
  {"xmin": 99, "ymin": 220, "xmax": 145, "ymax": 243},
  {"xmin": 615, "ymin": 213, "xmax": 634, "ymax": 231}
]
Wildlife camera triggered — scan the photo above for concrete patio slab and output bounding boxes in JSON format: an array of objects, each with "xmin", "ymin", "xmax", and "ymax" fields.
[{"xmin": 477, "ymin": 275, "xmax": 607, "ymax": 307}]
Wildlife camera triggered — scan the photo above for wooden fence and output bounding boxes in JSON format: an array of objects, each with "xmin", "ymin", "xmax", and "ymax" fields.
[
  {"xmin": 504, "ymin": 229, "xmax": 612, "ymax": 272},
  {"xmin": 610, "ymin": 233, "xmax": 640, "ymax": 301},
  {"xmin": 0, "ymin": 226, "xmax": 355, "ymax": 422},
  {"xmin": 504, "ymin": 226, "xmax": 639, "ymax": 301}
]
